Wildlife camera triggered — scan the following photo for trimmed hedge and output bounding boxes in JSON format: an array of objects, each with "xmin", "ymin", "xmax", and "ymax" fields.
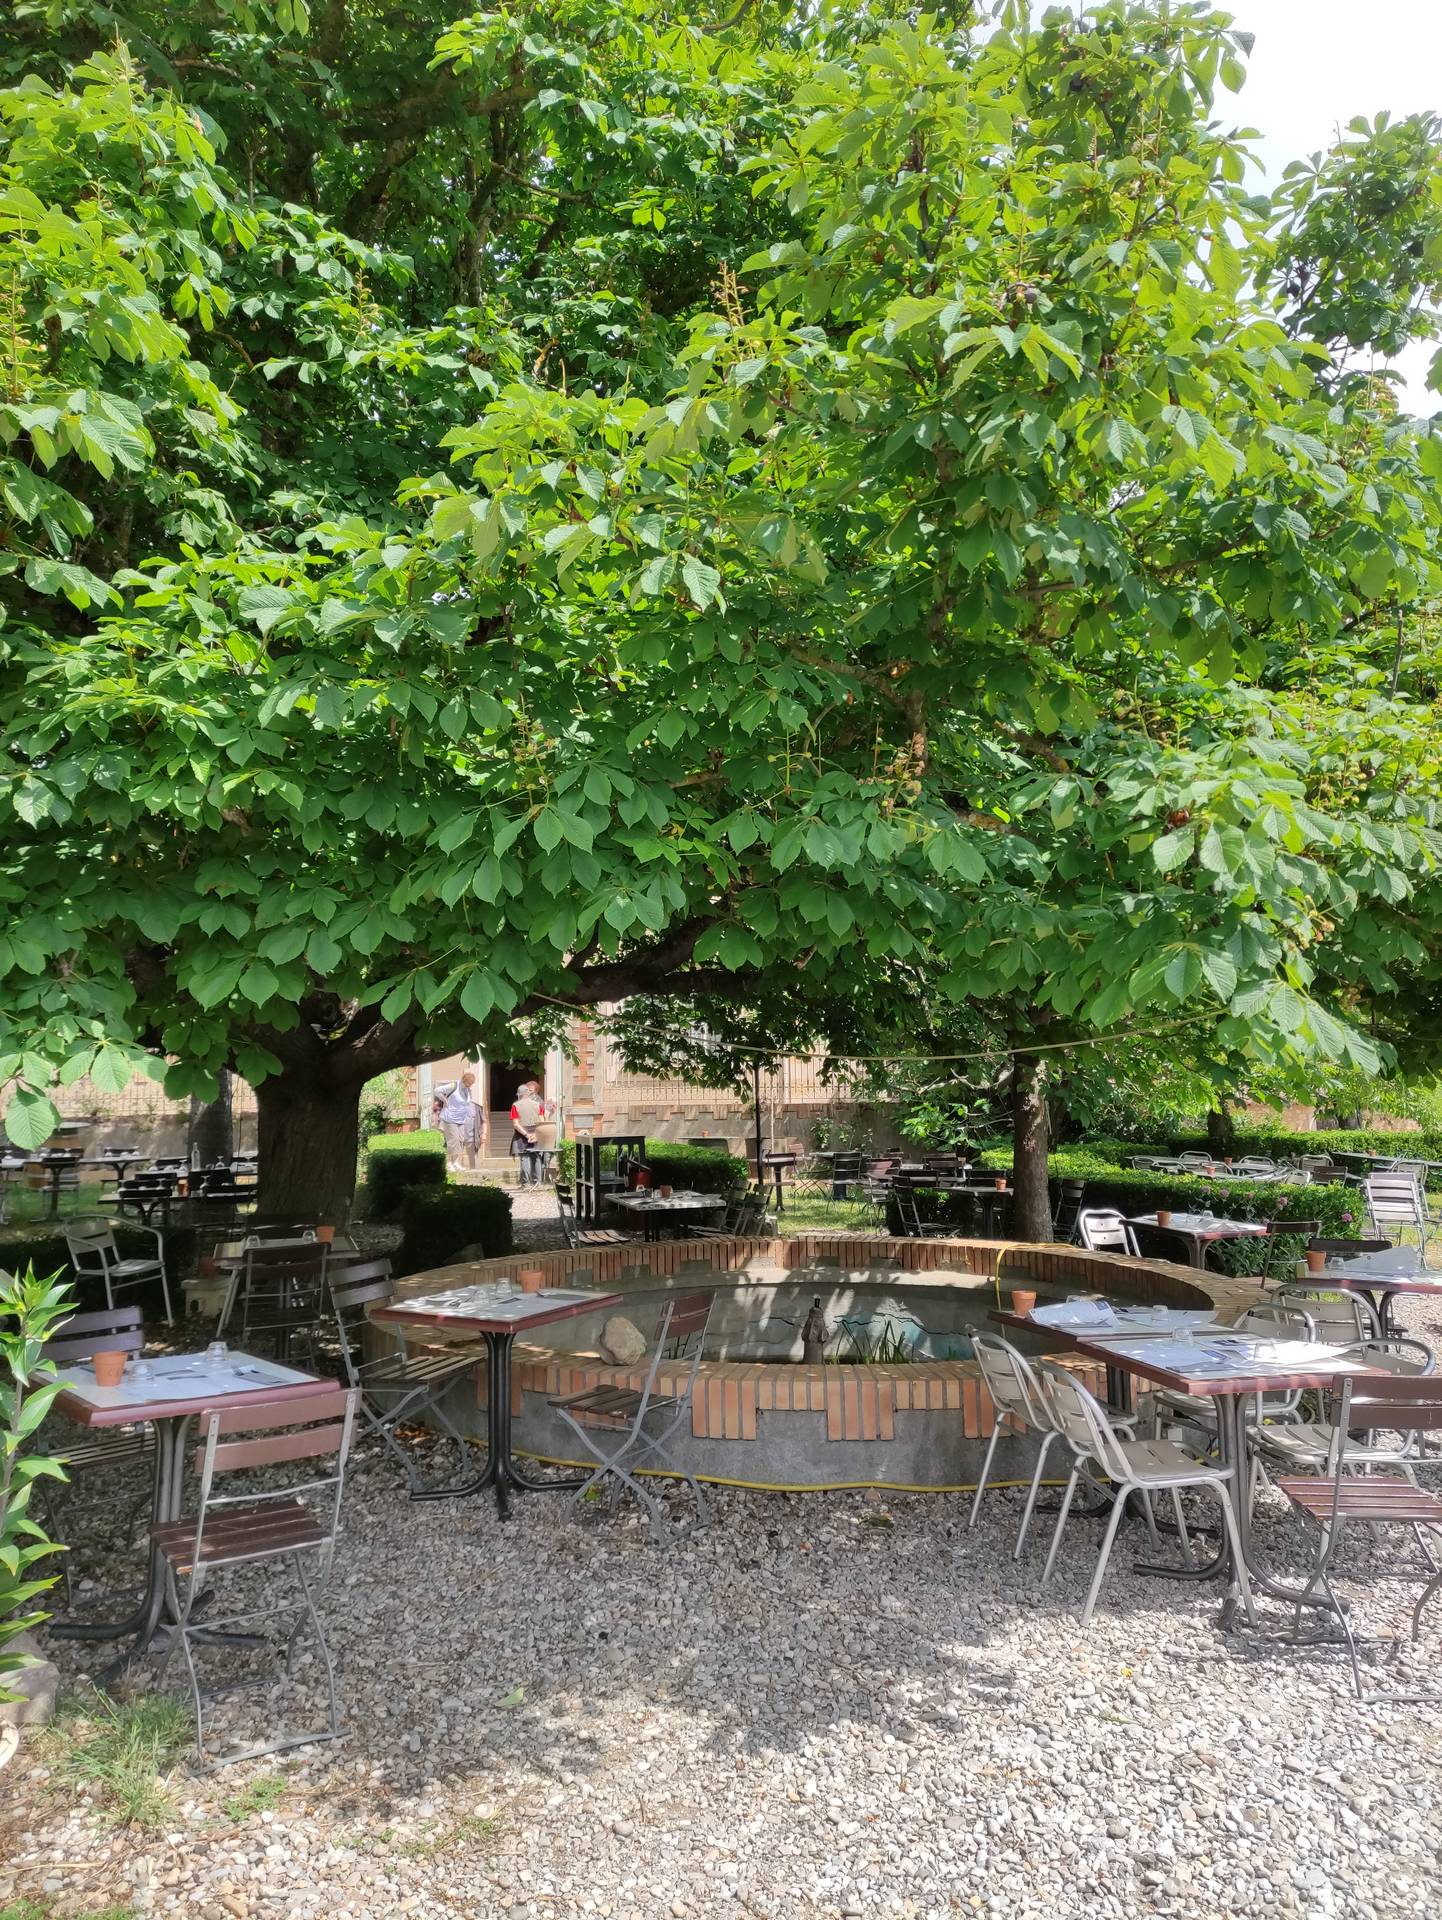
[
  {"xmin": 1139, "ymin": 1127, "xmax": 1441, "ymax": 1163},
  {"xmin": 367, "ymin": 1130, "xmax": 447, "ymax": 1215},
  {"xmin": 555, "ymin": 1137, "xmax": 746, "ymax": 1195},
  {"xmin": 395, "ymin": 1185, "xmax": 514, "ymax": 1277}
]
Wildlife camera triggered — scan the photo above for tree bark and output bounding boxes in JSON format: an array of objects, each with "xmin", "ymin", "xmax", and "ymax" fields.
[
  {"xmin": 1010, "ymin": 1049, "xmax": 1051, "ymax": 1243},
  {"xmin": 255, "ymin": 1066, "xmax": 362, "ymax": 1225},
  {"xmin": 189, "ymin": 1070, "xmax": 233, "ymax": 1165},
  {"xmin": 1205, "ymin": 1103, "xmax": 1236, "ymax": 1155}
]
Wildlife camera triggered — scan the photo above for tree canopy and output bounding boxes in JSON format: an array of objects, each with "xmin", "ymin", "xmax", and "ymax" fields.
[{"xmin": 3, "ymin": 1, "xmax": 1441, "ymax": 1221}]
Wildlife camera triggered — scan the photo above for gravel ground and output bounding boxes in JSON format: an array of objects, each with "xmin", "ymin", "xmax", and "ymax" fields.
[{"xmin": 4, "ymin": 1269, "xmax": 1441, "ymax": 1920}]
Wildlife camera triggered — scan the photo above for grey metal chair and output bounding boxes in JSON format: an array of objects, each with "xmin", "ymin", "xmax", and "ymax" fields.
[
  {"xmin": 328, "ymin": 1257, "xmax": 479, "ymax": 1494},
  {"xmin": 1039, "ymin": 1361, "xmax": 1257, "ymax": 1627},
  {"xmin": 154, "ymin": 1387, "xmax": 358, "ymax": 1765},
  {"xmin": 219, "ymin": 1238, "xmax": 328, "ymax": 1364},
  {"xmin": 1363, "ymin": 1171, "xmax": 1430, "ymax": 1252},
  {"xmin": 970, "ymin": 1333, "xmax": 1069, "ymax": 1561},
  {"xmin": 549, "ymin": 1291, "xmax": 715, "ymax": 1543},
  {"xmin": 64, "ymin": 1218, "xmax": 172, "ymax": 1325}
]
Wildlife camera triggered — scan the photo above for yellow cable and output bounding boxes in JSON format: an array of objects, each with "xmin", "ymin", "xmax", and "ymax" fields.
[{"xmin": 506, "ymin": 1445, "xmax": 1069, "ymax": 1497}]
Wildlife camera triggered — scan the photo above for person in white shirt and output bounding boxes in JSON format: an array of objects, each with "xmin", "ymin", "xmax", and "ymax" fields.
[{"xmin": 436, "ymin": 1069, "xmax": 482, "ymax": 1171}]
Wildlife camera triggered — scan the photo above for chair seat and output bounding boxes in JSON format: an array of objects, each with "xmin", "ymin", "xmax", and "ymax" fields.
[
  {"xmin": 579, "ymin": 1230, "xmax": 634, "ymax": 1246},
  {"xmin": 1255, "ymin": 1423, "xmax": 1416, "ymax": 1469},
  {"xmin": 1116, "ymin": 1435, "xmax": 1228, "ymax": 1486},
  {"xmin": 108, "ymin": 1258, "xmax": 164, "ymax": 1279},
  {"xmin": 153, "ymin": 1500, "xmax": 324, "ymax": 1572},
  {"xmin": 365, "ymin": 1349, "xmax": 476, "ymax": 1391},
  {"xmin": 51, "ymin": 1429, "xmax": 154, "ymax": 1472},
  {"xmin": 1276, "ymin": 1478, "xmax": 1442, "ymax": 1524},
  {"xmin": 551, "ymin": 1384, "xmax": 679, "ymax": 1426}
]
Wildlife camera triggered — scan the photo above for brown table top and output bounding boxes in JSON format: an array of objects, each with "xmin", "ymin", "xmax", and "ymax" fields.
[
  {"xmin": 52, "ymin": 1352, "xmax": 336, "ymax": 1428},
  {"xmin": 373, "ymin": 1283, "xmax": 623, "ymax": 1338}
]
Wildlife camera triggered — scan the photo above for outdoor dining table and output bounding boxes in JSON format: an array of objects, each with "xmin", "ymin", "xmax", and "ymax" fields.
[
  {"xmin": 32, "ymin": 1152, "xmax": 82, "ymax": 1220},
  {"xmin": 1065, "ymin": 1328, "xmax": 1382, "ymax": 1630},
  {"xmin": 370, "ymin": 1281, "xmax": 622, "ymax": 1519},
  {"xmin": 609, "ymin": 1191, "xmax": 726, "ymax": 1241},
  {"xmin": 48, "ymin": 1348, "xmax": 337, "ymax": 1681},
  {"xmin": 1125, "ymin": 1210, "xmax": 1266, "ymax": 1269},
  {"xmin": 1315, "ymin": 1245, "xmax": 1442, "ymax": 1335}
]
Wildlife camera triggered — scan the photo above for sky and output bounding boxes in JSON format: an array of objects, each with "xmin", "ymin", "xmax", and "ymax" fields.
[{"xmin": 1227, "ymin": 0, "xmax": 1442, "ymax": 412}]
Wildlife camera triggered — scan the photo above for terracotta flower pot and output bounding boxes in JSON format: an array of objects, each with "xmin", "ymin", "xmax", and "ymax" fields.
[
  {"xmin": 994, "ymin": 1177, "xmax": 1007, "ymax": 1191},
  {"xmin": 659, "ymin": 1184, "xmax": 674, "ymax": 1199},
  {"xmin": 1156, "ymin": 1210, "xmax": 1172, "ymax": 1228},
  {"xmin": 316, "ymin": 1224, "xmax": 335, "ymax": 1245},
  {"xmin": 1011, "ymin": 1288, "xmax": 1037, "ymax": 1318},
  {"xmin": 93, "ymin": 1349, "xmax": 128, "ymax": 1388},
  {"xmin": 1305, "ymin": 1249, "xmax": 1327, "ymax": 1274},
  {"xmin": 518, "ymin": 1266, "xmax": 545, "ymax": 1295}
]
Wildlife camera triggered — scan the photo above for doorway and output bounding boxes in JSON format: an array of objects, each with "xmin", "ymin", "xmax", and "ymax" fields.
[{"xmin": 488, "ymin": 1062, "xmax": 541, "ymax": 1137}]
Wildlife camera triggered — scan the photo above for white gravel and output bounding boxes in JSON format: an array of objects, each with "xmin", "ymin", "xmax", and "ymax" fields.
[{"xmin": 3, "ymin": 1275, "xmax": 1440, "ymax": 1920}]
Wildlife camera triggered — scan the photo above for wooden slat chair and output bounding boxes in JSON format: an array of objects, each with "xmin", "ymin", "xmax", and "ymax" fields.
[
  {"xmin": 220, "ymin": 1239, "xmax": 329, "ymax": 1366},
  {"xmin": 1277, "ymin": 1373, "xmax": 1442, "ymax": 1702},
  {"xmin": 37, "ymin": 1305, "xmax": 152, "ymax": 1603},
  {"xmin": 549, "ymin": 1291, "xmax": 715, "ymax": 1544},
  {"xmin": 555, "ymin": 1181, "xmax": 633, "ymax": 1248},
  {"xmin": 153, "ymin": 1387, "xmax": 358, "ymax": 1765},
  {"xmin": 64, "ymin": 1218, "xmax": 172, "ymax": 1325},
  {"xmin": 328, "ymin": 1258, "xmax": 479, "ymax": 1495}
]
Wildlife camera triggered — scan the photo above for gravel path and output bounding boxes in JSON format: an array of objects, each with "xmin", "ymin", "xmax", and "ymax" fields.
[{"xmin": 4, "ymin": 1273, "xmax": 1440, "ymax": 1920}]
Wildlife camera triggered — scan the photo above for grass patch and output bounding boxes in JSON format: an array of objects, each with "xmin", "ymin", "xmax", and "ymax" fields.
[
  {"xmin": 398, "ymin": 1812, "xmax": 499, "ymax": 1857},
  {"xmin": 40, "ymin": 1689, "xmax": 191, "ymax": 1828},
  {"xmin": 222, "ymin": 1770, "xmax": 289, "ymax": 1821},
  {"xmin": 771, "ymin": 1196, "xmax": 876, "ymax": 1237},
  {"xmin": 2, "ymin": 1903, "xmax": 139, "ymax": 1920}
]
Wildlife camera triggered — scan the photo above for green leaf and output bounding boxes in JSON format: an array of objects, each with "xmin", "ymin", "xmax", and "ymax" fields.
[{"xmin": 680, "ymin": 556, "xmax": 722, "ymax": 611}]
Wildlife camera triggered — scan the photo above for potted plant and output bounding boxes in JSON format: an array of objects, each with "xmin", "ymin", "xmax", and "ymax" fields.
[{"xmin": 518, "ymin": 1265, "xmax": 546, "ymax": 1295}]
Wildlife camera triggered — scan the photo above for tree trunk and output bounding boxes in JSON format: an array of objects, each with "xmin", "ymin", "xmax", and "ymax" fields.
[
  {"xmin": 189, "ymin": 1070, "xmax": 233, "ymax": 1166},
  {"xmin": 255, "ymin": 1067, "xmax": 362, "ymax": 1225},
  {"xmin": 1205, "ymin": 1103, "xmax": 1236, "ymax": 1155},
  {"xmin": 1010, "ymin": 1049, "xmax": 1051, "ymax": 1242}
]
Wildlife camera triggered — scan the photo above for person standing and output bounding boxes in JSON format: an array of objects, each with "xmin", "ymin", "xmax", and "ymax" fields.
[
  {"xmin": 510, "ymin": 1079, "xmax": 544, "ymax": 1187},
  {"xmin": 437, "ymin": 1069, "xmax": 482, "ymax": 1171},
  {"xmin": 533, "ymin": 1095, "xmax": 559, "ymax": 1186}
]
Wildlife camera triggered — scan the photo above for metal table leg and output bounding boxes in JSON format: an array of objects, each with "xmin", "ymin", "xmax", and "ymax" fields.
[
  {"xmin": 52, "ymin": 1416, "xmax": 184, "ymax": 1647},
  {"xmin": 1215, "ymin": 1393, "xmax": 1345, "ymax": 1632},
  {"xmin": 411, "ymin": 1332, "xmax": 590, "ymax": 1519}
]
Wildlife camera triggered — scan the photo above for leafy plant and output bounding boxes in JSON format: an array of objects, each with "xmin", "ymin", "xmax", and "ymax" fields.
[
  {"xmin": 223, "ymin": 1771, "xmax": 290, "ymax": 1821},
  {"xmin": 0, "ymin": 1267, "xmax": 72, "ymax": 1703}
]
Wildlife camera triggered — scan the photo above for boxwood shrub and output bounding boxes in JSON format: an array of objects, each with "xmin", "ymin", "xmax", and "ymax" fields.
[
  {"xmin": 395, "ymin": 1185, "xmax": 514, "ymax": 1277},
  {"xmin": 367, "ymin": 1130, "xmax": 447, "ymax": 1215},
  {"xmin": 554, "ymin": 1138, "xmax": 745, "ymax": 1195}
]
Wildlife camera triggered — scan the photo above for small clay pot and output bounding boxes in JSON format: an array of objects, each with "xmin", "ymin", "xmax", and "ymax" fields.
[
  {"xmin": 994, "ymin": 1177, "xmax": 1007, "ymax": 1192},
  {"xmin": 1012, "ymin": 1288, "xmax": 1037, "ymax": 1318},
  {"xmin": 518, "ymin": 1267, "xmax": 545, "ymax": 1295},
  {"xmin": 92, "ymin": 1349, "xmax": 128, "ymax": 1388},
  {"xmin": 658, "ymin": 1184, "xmax": 674, "ymax": 1199},
  {"xmin": 1305, "ymin": 1248, "xmax": 1327, "ymax": 1274},
  {"xmin": 316, "ymin": 1224, "xmax": 335, "ymax": 1245},
  {"xmin": 1156, "ymin": 1209, "xmax": 1173, "ymax": 1228}
]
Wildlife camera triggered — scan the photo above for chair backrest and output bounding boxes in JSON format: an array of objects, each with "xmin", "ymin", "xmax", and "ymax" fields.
[
  {"xmin": 44, "ymin": 1303, "xmax": 145, "ymax": 1368},
  {"xmin": 1321, "ymin": 1376, "xmax": 1442, "ymax": 1462},
  {"xmin": 1364, "ymin": 1172, "xmax": 1424, "ymax": 1222},
  {"xmin": 1229, "ymin": 1299, "xmax": 1317, "ymax": 1414},
  {"xmin": 554, "ymin": 1183, "xmax": 580, "ymax": 1247},
  {"xmin": 1274, "ymin": 1285, "xmax": 1380, "ymax": 1342},
  {"xmin": 64, "ymin": 1221, "xmax": 119, "ymax": 1274},
  {"xmin": 1038, "ymin": 1362, "xmax": 1131, "ymax": 1482},
  {"xmin": 972, "ymin": 1331, "xmax": 1051, "ymax": 1433},
  {"xmin": 1339, "ymin": 1337, "xmax": 1435, "ymax": 1378},
  {"xmin": 1076, "ymin": 1209, "xmax": 1136, "ymax": 1255},
  {"xmin": 1177, "ymin": 1152, "xmax": 1213, "ymax": 1168},
  {"xmin": 652, "ymin": 1289, "xmax": 713, "ymax": 1359},
  {"xmin": 1308, "ymin": 1236, "xmax": 1391, "ymax": 1257},
  {"xmin": 235, "ymin": 1240, "xmax": 329, "ymax": 1347},
  {"xmin": 893, "ymin": 1189, "xmax": 925, "ymax": 1237},
  {"xmin": 186, "ymin": 1387, "xmax": 358, "ymax": 1575},
  {"xmin": 1235, "ymin": 1157, "xmax": 1275, "ymax": 1173},
  {"xmin": 1052, "ymin": 1179, "xmax": 1086, "ymax": 1238},
  {"xmin": 327, "ymin": 1258, "xmax": 396, "ymax": 1382}
]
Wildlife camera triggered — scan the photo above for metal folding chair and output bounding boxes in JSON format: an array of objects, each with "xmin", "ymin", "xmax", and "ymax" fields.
[
  {"xmin": 1363, "ymin": 1172, "xmax": 1431, "ymax": 1252},
  {"xmin": 64, "ymin": 1218, "xmax": 172, "ymax": 1325},
  {"xmin": 1276, "ymin": 1373, "xmax": 1442, "ymax": 1701},
  {"xmin": 328, "ymin": 1257, "xmax": 480, "ymax": 1494},
  {"xmin": 549, "ymin": 1291, "xmax": 714, "ymax": 1543},
  {"xmin": 37, "ymin": 1304, "xmax": 153, "ymax": 1603},
  {"xmin": 153, "ymin": 1387, "xmax": 358, "ymax": 1765},
  {"xmin": 555, "ymin": 1182, "xmax": 633, "ymax": 1247},
  {"xmin": 1039, "ymin": 1361, "xmax": 1257, "ymax": 1627},
  {"xmin": 1253, "ymin": 1337, "xmax": 1435, "ymax": 1490},
  {"xmin": 219, "ymin": 1238, "xmax": 328, "ymax": 1365}
]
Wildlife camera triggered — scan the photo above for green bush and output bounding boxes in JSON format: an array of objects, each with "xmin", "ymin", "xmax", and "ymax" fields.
[
  {"xmin": 554, "ymin": 1137, "xmax": 745, "ymax": 1195},
  {"xmin": 366, "ymin": 1131, "xmax": 447, "ymax": 1215},
  {"xmin": 0, "ymin": 1226, "xmax": 197, "ymax": 1310},
  {"xmin": 1156, "ymin": 1126, "xmax": 1442, "ymax": 1163},
  {"xmin": 394, "ymin": 1185, "xmax": 514, "ymax": 1277}
]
